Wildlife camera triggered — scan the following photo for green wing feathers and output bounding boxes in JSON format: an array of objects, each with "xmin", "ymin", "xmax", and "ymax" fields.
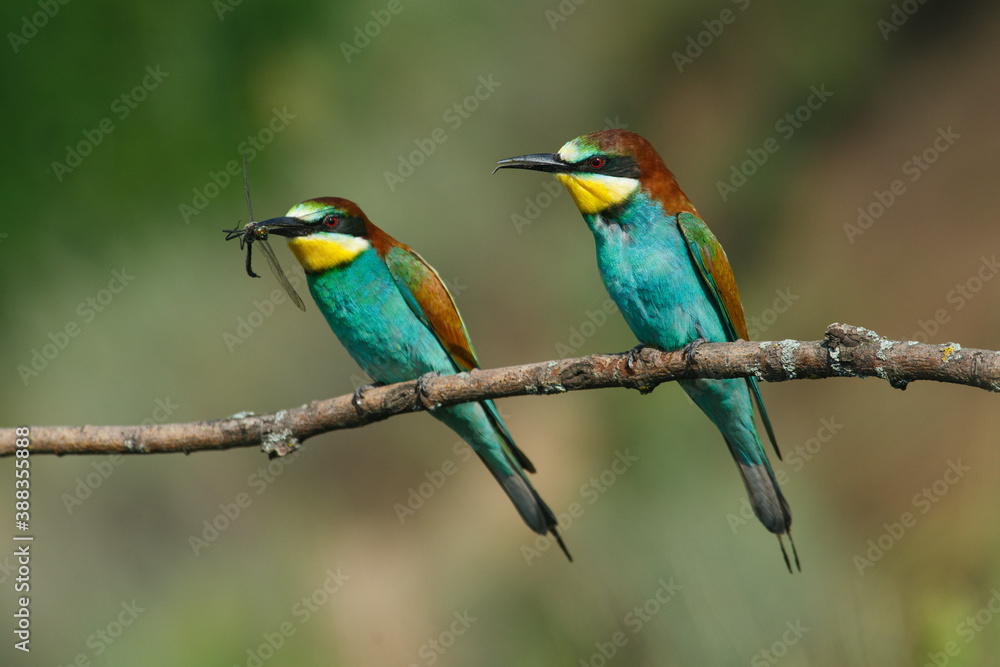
[
  {"xmin": 381, "ymin": 245, "xmax": 537, "ymax": 473},
  {"xmin": 676, "ymin": 212, "xmax": 747, "ymax": 341},
  {"xmin": 676, "ymin": 212, "xmax": 780, "ymax": 459},
  {"xmin": 382, "ymin": 245, "xmax": 480, "ymax": 372}
]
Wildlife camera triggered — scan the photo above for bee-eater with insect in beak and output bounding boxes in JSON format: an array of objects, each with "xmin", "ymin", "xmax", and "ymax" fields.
[
  {"xmin": 495, "ymin": 129, "xmax": 797, "ymax": 570},
  {"xmin": 243, "ymin": 197, "xmax": 570, "ymax": 559}
]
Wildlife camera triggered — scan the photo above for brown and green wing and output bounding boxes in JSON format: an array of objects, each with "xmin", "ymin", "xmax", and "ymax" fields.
[
  {"xmin": 381, "ymin": 244, "xmax": 536, "ymax": 473},
  {"xmin": 676, "ymin": 212, "xmax": 748, "ymax": 341},
  {"xmin": 382, "ymin": 244, "xmax": 479, "ymax": 372},
  {"xmin": 677, "ymin": 212, "xmax": 780, "ymax": 458}
]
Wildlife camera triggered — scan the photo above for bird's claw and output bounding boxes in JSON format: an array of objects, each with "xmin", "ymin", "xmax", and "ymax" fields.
[
  {"xmin": 626, "ymin": 344, "xmax": 657, "ymax": 394},
  {"xmin": 625, "ymin": 344, "xmax": 647, "ymax": 373},
  {"xmin": 415, "ymin": 372, "xmax": 440, "ymax": 411},
  {"xmin": 682, "ymin": 337, "xmax": 707, "ymax": 368},
  {"xmin": 351, "ymin": 381, "xmax": 384, "ymax": 415}
]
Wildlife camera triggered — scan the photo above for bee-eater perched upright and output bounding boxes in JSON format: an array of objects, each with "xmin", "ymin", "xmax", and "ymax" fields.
[
  {"xmin": 246, "ymin": 197, "xmax": 569, "ymax": 559},
  {"xmin": 495, "ymin": 130, "xmax": 797, "ymax": 570}
]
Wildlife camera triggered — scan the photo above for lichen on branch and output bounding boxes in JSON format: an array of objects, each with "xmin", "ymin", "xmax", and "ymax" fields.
[{"xmin": 2, "ymin": 324, "xmax": 997, "ymax": 458}]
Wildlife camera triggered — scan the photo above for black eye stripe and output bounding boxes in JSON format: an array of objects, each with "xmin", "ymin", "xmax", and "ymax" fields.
[
  {"xmin": 315, "ymin": 212, "xmax": 342, "ymax": 225},
  {"xmin": 312, "ymin": 213, "xmax": 367, "ymax": 238},
  {"xmin": 574, "ymin": 155, "xmax": 641, "ymax": 179}
]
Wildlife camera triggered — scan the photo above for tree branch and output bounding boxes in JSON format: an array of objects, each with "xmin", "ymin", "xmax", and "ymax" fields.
[{"xmin": 3, "ymin": 323, "xmax": 998, "ymax": 458}]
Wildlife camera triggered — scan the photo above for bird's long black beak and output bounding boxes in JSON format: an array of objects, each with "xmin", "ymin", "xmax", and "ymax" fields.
[
  {"xmin": 493, "ymin": 153, "xmax": 568, "ymax": 175},
  {"xmin": 253, "ymin": 216, "xmax": 312, "ymax": 238}
]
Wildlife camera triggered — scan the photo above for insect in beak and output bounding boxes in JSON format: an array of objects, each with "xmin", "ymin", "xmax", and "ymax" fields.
[{"xmin": 222, "ymin": 154, "xmax": 307, "ymax": 312}]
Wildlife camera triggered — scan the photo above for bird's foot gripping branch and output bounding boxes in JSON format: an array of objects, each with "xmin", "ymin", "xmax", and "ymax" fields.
[{"xmin": 2, "ymin": 323, "xmax": 998, "ymax": 458}]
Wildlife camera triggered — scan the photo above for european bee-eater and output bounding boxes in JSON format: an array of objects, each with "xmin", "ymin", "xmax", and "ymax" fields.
[
  {"xmin": 495, "ymin": 130, "xmax": 797, "ymax": 570},
  {"xmin": 236, "ymin": 197, "xmax": 569, "ymax": 559}
]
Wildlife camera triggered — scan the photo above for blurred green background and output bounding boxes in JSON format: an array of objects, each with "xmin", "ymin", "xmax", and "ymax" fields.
[{"xmin": 3, "ymin": 0, "xmax": 1000, "ymax": 664}]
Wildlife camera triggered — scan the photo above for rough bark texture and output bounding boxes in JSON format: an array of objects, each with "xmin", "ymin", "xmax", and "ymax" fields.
[{"xmin": 3, "ymin": 323, "xmax": 998, "ymax": 458}]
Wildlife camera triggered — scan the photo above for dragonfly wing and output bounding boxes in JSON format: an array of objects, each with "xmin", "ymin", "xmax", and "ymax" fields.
[{"xmin": 257, "ymin": 237, "xmax": 306, "ymax": 311}]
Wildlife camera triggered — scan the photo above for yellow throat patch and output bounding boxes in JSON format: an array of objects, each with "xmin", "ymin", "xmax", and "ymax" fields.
[
  {"xmin": 287, "ymin": 233, "xmax": 370, "ymax": 273},
  {"xmin": 555, "ymin": 173, "xmax": 639, "ymax": 215}
]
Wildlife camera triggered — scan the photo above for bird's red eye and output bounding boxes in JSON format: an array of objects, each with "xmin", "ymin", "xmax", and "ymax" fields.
[
  {"xmin": 590, "ymin": 157, "xmax": 604, "ymax": 169},
  {"xmin": 324, "ymin": 215, "xmax": 338, "ymax": 228}
]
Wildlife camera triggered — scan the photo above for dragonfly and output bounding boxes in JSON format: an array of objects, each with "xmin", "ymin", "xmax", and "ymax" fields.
[{"xmin": 223, "ymin": 154, "xmax": 306, "ymax": 312}]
